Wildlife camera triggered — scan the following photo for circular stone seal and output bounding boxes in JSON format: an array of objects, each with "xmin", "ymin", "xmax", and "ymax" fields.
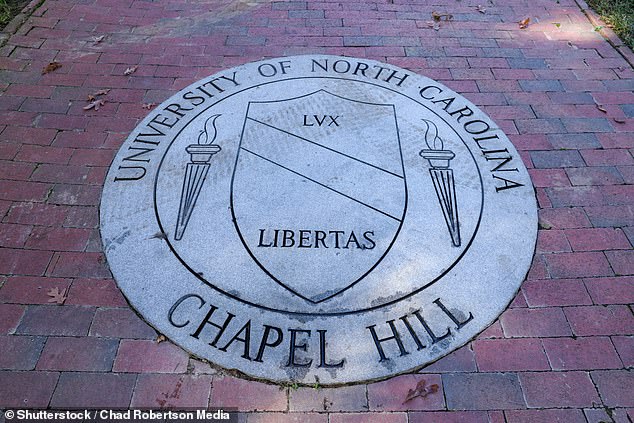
[{"xmin": 101, "ymin": 55, "xmax": 537, "ymax": 385}]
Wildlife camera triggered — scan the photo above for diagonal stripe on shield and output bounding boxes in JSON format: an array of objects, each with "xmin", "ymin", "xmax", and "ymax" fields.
[{"xmin": 230, "ymin": 90, "xmax": 407, "ymax": 303}]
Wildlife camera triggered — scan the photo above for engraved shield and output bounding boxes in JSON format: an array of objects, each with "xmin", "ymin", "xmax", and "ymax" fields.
[{"xmin": 231, "ymin": 90, "xmax": 407, "ymax": 303}]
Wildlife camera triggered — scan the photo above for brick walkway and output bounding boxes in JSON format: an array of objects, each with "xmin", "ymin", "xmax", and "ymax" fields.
[{"xmin": 1, "ymin": 0, "xmax": 633, "ymax": 421}]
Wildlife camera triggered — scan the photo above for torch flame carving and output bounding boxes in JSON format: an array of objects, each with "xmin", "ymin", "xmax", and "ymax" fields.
[
  {"xmin": 420, "ymin": 119, "xmax": 461, "ymax": 247},
  {"xmin": 174, "ymin": 114, "xmax": 222, "ymax": 240}
]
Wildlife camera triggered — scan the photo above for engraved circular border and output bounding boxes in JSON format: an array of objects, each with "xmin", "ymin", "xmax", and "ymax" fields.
[
  {"xmin": 152, "ymin": 76, "xmax": 485, "ymax": 316},
  {"xmin": 100, "ymin": 55, "xmax": 538, "ymax": 385}
]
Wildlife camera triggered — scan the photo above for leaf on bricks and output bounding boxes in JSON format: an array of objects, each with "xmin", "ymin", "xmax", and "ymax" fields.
[
  {"xmin": 432, "ymin": 11, "xmax": 453, "ymax": 22},
  {"xmin": 84, "ymin": 99, "xmax": 106, "ymax": 111},
  {"xmin": 476, "ymin": 5, "xmax": 487, "ymax": 14},
  {"xmin": 519, "ymin": 17, "xmax": 531, "ymax": 29},
  {"xmin": 613, "ymin": 117, "xmax": 626, "ymax": 124},
  {"xmin": 156, "ymin": 334, "xmax": 166, "ymax": 343},
  {"xmin": 87, "ymin": 89, "xmax": 110, "ymax": 102},
  {"xmin": 42, "ymin": 62, "xmax": 62, "ymax": 75},
  {"xmin": 142, "ymin": 103, "xmax": 156, "ymax": 110},
  {"xmin": 403, "ymin": 379, "xmax": 439, "ymax": 404},
  {"xmin": 124, "ymin": 65, "xmax": 139, "ymax": 76},
  {"xmin": 553, "ymin": 22, "xmax": 561, "ymax": 28},
  {"xmin": 47, "ymin": 287, "xmax": 67, "ymax": 305},
  {"xmin": 595, "ymin": 104, "xmax": 607, "ymax": 113},
  {"xmin": 91, "ymin": 35, "xmax": 106, "ymax": 44}
]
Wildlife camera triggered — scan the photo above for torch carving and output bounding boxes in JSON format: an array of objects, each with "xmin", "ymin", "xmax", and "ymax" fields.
[
  {"xmin": 419, "ymin": 119, "xmax": 461, "ymax": 247},
  {"xmin": 174, "ymin": 114, "xmax": 222, "ymax": 241}
]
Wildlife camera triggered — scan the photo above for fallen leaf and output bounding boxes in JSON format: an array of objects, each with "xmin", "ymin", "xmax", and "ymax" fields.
[
  {"xmin": 87, "ymin": 94, "xmax": 96, "ymax": 101},
  {"xmin": 156, "ymin": 334, "xmax": 166, "ymax": 343},
  {"xmin": 403, "ymin": 379, "xmax": 439, "ymax": 404},
  {"xmin": 47, "ymin": 287, "xmax": 67, "ymax": 305},
  {"xmin": 42, "ymin": 62, "xmax": 62, "ymax": 75},
  {"xmin": 432, "ymin": 11, "xmax": 453, "ymax": 21},
  {"xmin": 150, "ymin": 231, "xmax": 167, "ymax": 240},
  {"xmin": 94, "ymin": 89, "xmax": 110, "ymax": 96},
  {"xmin": 595, "ymin": 104, "xmax": 607, "ymax": 113},
  {"xmin": 476, "ymin": 5, "xmax": 486, "ymax": 13},
  {"xmin": 142, "ymin": 103, "xmax": 156, "ymax": 110},
  {"xmin": 519, "ymin": 17, "xmax": 531, "ymax": 29},
  {"xmin": 83, "ymin": 99, "xmax": 105, "ymax": 111},
  {"xmin": 91, "ymin": 35, "xmax": 105, "ymax": 44},
  {"xmin": 553, "ymin": 22, "xmax": 561, "ymax": 28},
  {"xmin": 613, "ymin": 117, "xmax": 626, "ymax": 124},
  {"xmin": 124, "ymin": 65, "xmax": 138, "ymax": 76}
]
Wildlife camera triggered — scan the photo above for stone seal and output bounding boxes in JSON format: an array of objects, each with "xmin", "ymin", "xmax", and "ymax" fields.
[{"xmin": 101, "ymin": 55, "xmax": 537, "ymax": 385}]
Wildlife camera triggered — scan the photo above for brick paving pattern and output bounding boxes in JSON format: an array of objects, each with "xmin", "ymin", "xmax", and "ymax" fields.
[{"xmin": 0, "ymin": 0, "xmax": 632, "ymax": 420}]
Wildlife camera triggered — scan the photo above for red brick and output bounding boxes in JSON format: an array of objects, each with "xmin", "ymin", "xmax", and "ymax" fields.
[
  {"xmin": 15, "ymin": 145, "xmax": 72, "ymax": 165},
  {"xmin": 505, "ymin": 409, "xmax": 586, "ymax": 423},
  {"xmin": 581, "ymin": 149, "xmax": 634, "ymax": 166},
  {"xmin": 0, "ymin": 223, "xmax": 32, "ymax": 248},
  {"xmin": 583, "ymin": 408, "xmax": 615, "ymax": 423},
  {"xmin": 528, "ymin": 169, "xmax": 569, "ymax": 188},
  {"xmin": 36, "ymin": 336, "xmax": 118, "ymax": 371},
  {"xmin": 566, "ymin": 167, "xmax": 624, "ymax": 186},
  {"xmin": 546, "ymin": 186, "xmax": 605, "ymax": 207},
  {"xmin": 519, "ymin": 371, "xmax": 601, "ymax": 408},
  {"xmin": 0, "ymin": 248, "xmax": 52, "ymax": 276},
  {"xmin": 565, "ymin": 305, "xmax": 634, "ymax": 336},
  {"xmin": 62, "ymin": 206, "xmax": 99, "ymax": 228},
  {"xmin": 89, "ymin": 307, "xmax": 156, "ymax": 339},
  {"xmin": 543, "ymin": 337, "xmax": 622, "ymax": 370},
  {"xmin": 50, "ymin": 372, "xmax": 135, "ymax": 408},
  {"xmin": 0, "ymin": 276, "xmax": 72, "ymax": 304},
  {"xmin": 584, "ymin": 276, "xmax": 634, "ymax": 304},
  {"xmin": 476, "ymin": 320, "xmax": 503, "ymax": 339},
  {"xmin": 409, "ymin": 411, "xmax": 488, "ymax": 423},
  {"xmin": 526, "ymin": 255, "xmax": 549, "ymax": 280},
  {"xmin": 5, "ymin": 84, "xmax": 54, "ymax": 98},
  {"xmin": 522, "ymin": 278, "xmax": 592, "ymax": 307},
  {"xmin": 565, "ymin": 228, "xmax": 631, "ymax": 252},
  {"xmin": 604, "ymin": 185, "xmax": 634, "ymax": 206},
  {"xmin": 612, "ymin": 336, "xmax": 634, "ymax": 367},
  {"xmin": 69, "ymin": 148, "xmax": 115, "ymax": 167},
  {"xmin": 545, "ymin": 252, "xmax": 612, "ymax": 278},
  {"xmin": 5, "ymin": 202, "xmax": 69, "ymax": 226},
  {"xmin": 30, "ymin": 163, "xmax": 92, "ymax": 184},
  {"xmin": 368, "ymin": 374, "xmax": 443, "ymax": 411},
  {"xmin": 606, "ymin": 250, "xmax": 634, "ymax": 275},
  {"xmin": 113, "ymin": 339, "xmax": 188, "ymax": 373},
  {"xmin": 0, "ymin": 335, "xmax": 45, "ymax": 370},
  {"xmin": 1, "ymin": 126, "xmax": 58, "ymax": 146},
  {"xmin": 290, "ymin": 385, "xmax": 367, "ymax": 412},
  {"xmin": 0, "ymin": 370, "xmax": 59, "ymax": 408},
  {"xmin": 473, "ymin": 339, "xmax": 549, "ymax": 371},
  {"xmin": 16, "ymin": 305, "xmax": 94, "ymax": 336},
  {"xmin": 247, "ymin": 413, "xmax": 327, "ymax": 423},
  {"xmin": 48, "ymin": 184, "xmax": 101, "ymax": 206},
  {"xmin": 49, "ymin": 252, "xmax": 111, "ymax": 278},
  {"xmin": 66, "ymin": 278, "xmax": 127, "ymax": 307},
  {"xmin": 25, "ymin": 226, "xmax": 91, "ymax": 251},
  {"xmin": 131, "ymin": 374, "xmax": 212, "ymax": 408},
  {"xmin": 210, "ymin": 375, "xmax": 287, "ymax": 411},
  {"xmin": 420, "ymin": 344, "xmax": 476, "ymax": 373},
  {"xmin": 0, "ymin": 160, "xmax": 36, "ymax": 180},
  {"xmin": 500, "ymin": 307, "xmax": 571, "ymax": 337},
  {"xmin": 443, "ymin": 373, "xmax": 524, "ymax": 410},
  {"xmin": 0, "ymin": 303, "xmax": 25, "ymax": 334},
  {"xmin": 585, "ymin": 205, "xmax": 634, "ymax": 227},
  {"xmin": 591, "ymin": 370, "xmax": 634, "ymax": 407},
  {"xmin": 538, "ymin": 207, "xmax": 591, "ymax": 229},
  {"xmin": 0, "ymin": 180, "xmax": 51, "ymax": 201},
  {"xmin": 535, "ymin": 230, "xmax": 571, "ymax": 253}
]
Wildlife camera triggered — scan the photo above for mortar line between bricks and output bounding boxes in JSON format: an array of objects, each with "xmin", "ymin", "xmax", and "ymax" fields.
[{"xmin": 46, "ymin": 371, "xmax": 62, "ymax": 409}]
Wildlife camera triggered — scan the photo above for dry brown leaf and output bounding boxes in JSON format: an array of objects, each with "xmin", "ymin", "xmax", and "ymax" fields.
[
  {"xmin": 403, "ymin": 379, "xmax": 439, "ymax": 404},
  {"xmin": 124, "ymin": 65, "xmax": 138, "ymax": 76},
  {"xmin": 87, "ymin": 94, "xmax": 96, "ymax": 102},
  {"xmin": 42, "ymin": 62, "xmax": 62, "ymax": 75},
  {"xmin": 476, "ymin": 5, "xmax": 486, "ymax": 13},
  {"xmin": 91, "ymin": 35, "xmax": 106, "ymax": 44},
  {"xmin": 95, "ymin": 89, "xmax": 110, "ymax": 96},
  {"xmin": 596, "ymin": 104, "xmax": 607, "ymax": 113},
  {"xmin": 83, "ymin": 99, "xmax": 105, "ymax": 111},
  {"xmin": 156, "ymin": 334, "xmax": 167, "ymax": 343},
  {"xmin": 519, "ymin": 17, "xmax": 531, "ymax": 29},
  {"xmin": 613, "ymin": 117, "xmax": 626, "ymax": 124},
  {"xmin": 142, "ymin": 103, "xmax": 156, "ymax": 110},
  {"xmin": 47, "ymin": 287, "xmax": 67, "ymax": 305},
  {"xmin": 432, "ymin": 11, "xmax": 453, "ymax": 21}
]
